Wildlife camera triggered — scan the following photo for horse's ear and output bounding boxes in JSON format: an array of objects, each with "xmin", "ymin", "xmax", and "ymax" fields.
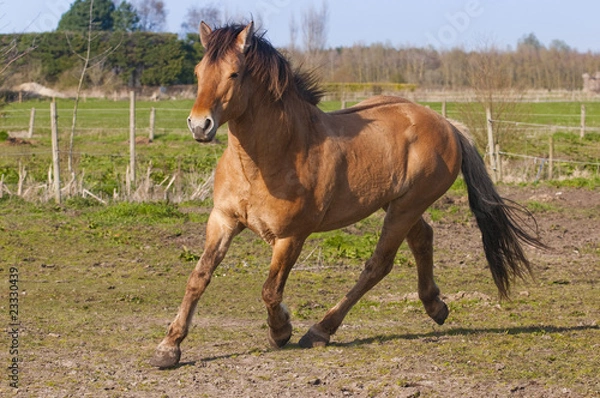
[
  {"xmin": 199, "ymin": 21, "xmax": 212, "ymax": 48},
  {"xmin": 236, "ymin": 21, "xmax": 254, "ymax": 53}
]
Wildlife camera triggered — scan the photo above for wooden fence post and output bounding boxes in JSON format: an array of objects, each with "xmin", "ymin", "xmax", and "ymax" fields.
[
  {"xmin": 28, "ymin": 107, "xmax": 36, "ymax": 138},
  {"xmin": 149, "ymin": 107, "xmax": 156, "ymax": 142},
  {"xmin": 580, "ymin": 104, "xmax": 586, "ymax": 139},
  {"xmin": 17, "ymin": 162, "xmax": 25, "ymax": 196},
  {"xmin": 442, "ymin": 100, "xmax": 447, "ymax": 118},
  {"xmin": 50, "ymin": 100, "xmax": 61, "ymax": 204},
  {"xmin": 548, "ymin": 134, "xmax": 554, "ymax": 180},
  {"xmin": 495, "ymin": 144, "xmax": 502, "ymax": 182},
  {"xmin": 485, "ymin": 106, "xmax": 497, "ymax": 183},
  {"xmin": 129, "ymin": 90, "xmax": 136, "ymax": 185}
]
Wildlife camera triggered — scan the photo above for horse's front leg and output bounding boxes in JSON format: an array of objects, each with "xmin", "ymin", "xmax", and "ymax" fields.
[
  {"xmin": 263, "ymin": 237, "xmax": 306, "ymax": 348},
  {"xmin": 151, "ymin": 211, "xmax": 243, "ymax": 368}
]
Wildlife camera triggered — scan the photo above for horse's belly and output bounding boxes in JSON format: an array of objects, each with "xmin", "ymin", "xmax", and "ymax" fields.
[
  {"xmin": 316, "ymin": 175, "xmax": 405, "ymax": 231},
  {"xmin": 316, "ymin": 203, "xmax": 383, "ymax": 232}
]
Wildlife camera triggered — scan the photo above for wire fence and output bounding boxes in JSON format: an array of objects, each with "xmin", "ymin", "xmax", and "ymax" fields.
[
  {"xmin": 486, "ymin": 115, "xmax": 600, "ymax": 183},
  {"xmin": 0, "ymin": 97, "xmax": 220, "ymax": 203},
  {"xmin": 1, "ymin": 100, "xmax": 599, "ymax": 203}
]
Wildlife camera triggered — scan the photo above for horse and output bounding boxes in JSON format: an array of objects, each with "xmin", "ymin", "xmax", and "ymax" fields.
[{"xmin": 151, "ymin": 21, "xmax": 545, "ymax": 368}]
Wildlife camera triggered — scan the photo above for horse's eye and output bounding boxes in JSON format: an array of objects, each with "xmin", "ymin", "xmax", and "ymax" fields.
[{"xmin": 230, "ymin": 72, "xmax": 239, "ymax": 79}]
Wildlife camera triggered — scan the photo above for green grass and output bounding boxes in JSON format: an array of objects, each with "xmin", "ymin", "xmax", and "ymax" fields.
[
  {"xmin": 1, "ymin": 98, "xmax": 599, "ymax": 199},
  {"xmin": 524, "ymin": 200, "xmax": 559, "ymax": 213},
  {"xmin": 0, "ymin": 98, "xmax": 226, "ymax": 197},
  {"xmin": 424, "ymin": 101, "xmax": 600, "ymax": 127}
]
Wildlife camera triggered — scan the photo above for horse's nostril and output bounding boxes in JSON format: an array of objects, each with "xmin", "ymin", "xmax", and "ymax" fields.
[
  {"xmin": 188, "ymin": 116, "xmax": 214, "ymax": 136},
  {"xmin": 204, "ymin": 118, "xmax": 215, "ymax": 132}
]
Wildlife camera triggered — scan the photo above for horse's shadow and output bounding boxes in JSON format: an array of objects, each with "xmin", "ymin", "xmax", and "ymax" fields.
[
  {"xmin": 164, "ymin": 324, "xmax": 598, "ymax": 369},
  {"xmin": 328, "ymin": 324, "xmax": 599, "ymax": 348}
]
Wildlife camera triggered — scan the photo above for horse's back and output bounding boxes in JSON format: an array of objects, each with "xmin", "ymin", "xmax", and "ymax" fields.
[
  {"xmin": 314, "ymin": 95, "xmax": 462, "ymax": 230},
  {"xmin": 329, "ymin": 95, "xmax": 414, "ymax": 116},
  {"xmin": 326, "ymin": 95, "xmax": 461, "ymax": 181}
]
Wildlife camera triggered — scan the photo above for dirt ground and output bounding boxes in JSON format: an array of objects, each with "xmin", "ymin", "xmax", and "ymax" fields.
[{"xmin": 2, "ymin": 185, "xmax": 599, "ymax": 397}]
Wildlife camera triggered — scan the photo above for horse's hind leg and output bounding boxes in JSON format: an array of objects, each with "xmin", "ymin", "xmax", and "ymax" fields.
[
  {"xmin": 406, "ymin": 217, "xmax": 448, "ymax": 325},
  {"xmin": 299, "ymin": 204, "xmax": 419, "ymax": 348}
]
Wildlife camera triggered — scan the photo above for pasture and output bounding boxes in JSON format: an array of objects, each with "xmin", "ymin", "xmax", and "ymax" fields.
[
  {"xmin": 0, "ymin": 98, "xmax": 599, "ymax": 396},
  {"xmin": 1, "ymin": 99, "xmax": 600, "ymax": 202}
]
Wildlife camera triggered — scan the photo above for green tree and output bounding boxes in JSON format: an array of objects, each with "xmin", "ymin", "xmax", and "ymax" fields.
[
  {"xmin": 57, "ymin": 0, "xmax": 116, "ymax": 31},
  {"xmin": 113, "ymin": 1, "xmax": 140, "ymax": 32},
  {"xmin": 518, "ymin": 32, "xmax": 544, "ymax": 50},
  {"xmin": 180, "ymin": 33, "xmax": 204, "ymax": 82},
  {"xmin": 106, "ymin": 32, "xmax": 192, "ymax": 86}
]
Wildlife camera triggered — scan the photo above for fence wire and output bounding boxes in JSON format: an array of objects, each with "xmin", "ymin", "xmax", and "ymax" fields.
[{"xmin": 1, "ymin": 105, "xmax": 599, "ymax": 202}]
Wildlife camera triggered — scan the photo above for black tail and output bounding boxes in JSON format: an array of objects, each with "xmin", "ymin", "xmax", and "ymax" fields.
[{"xmin": 454, "ymin": 127, "xmax": 547, "ymax": 299}]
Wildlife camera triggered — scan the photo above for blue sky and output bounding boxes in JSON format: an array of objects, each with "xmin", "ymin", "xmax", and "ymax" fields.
[{"xmin": 1, "ymin": 0, "xmax": 599, "ymax": 51}]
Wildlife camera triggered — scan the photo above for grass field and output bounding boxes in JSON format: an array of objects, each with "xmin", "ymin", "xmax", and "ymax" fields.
[{"xmin": 1, "ymin": 98, "xmax": 599, "ymax": 201}]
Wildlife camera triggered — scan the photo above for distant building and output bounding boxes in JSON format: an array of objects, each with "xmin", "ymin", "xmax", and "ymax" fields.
[{"xmin": 582, "ymin": 72, "xmax": 600, "ymax": 93}]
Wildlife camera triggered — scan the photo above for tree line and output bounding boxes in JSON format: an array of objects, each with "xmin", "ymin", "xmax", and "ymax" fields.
[
  {"xmin": 5, "ymin": 32, "xmax": 598, "ymax": 92},
  {"xmin": 308, "ymin": 34, "xmax": 600, "ymax": 91}
]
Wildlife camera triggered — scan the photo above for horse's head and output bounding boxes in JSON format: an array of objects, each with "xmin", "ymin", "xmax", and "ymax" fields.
[{"xmin": 188, "ymin": 21, "xmax": 254, "ymax": 142}]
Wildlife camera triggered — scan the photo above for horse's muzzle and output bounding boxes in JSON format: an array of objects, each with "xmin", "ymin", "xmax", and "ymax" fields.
[{"xmin": 187, "ymin": 115, "xmax": 217, "ymax": 142}]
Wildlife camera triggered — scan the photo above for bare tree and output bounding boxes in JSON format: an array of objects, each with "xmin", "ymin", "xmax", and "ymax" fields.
[
  {"xmin": 0, "ymin": 3, "xmax": 37, "ymax": 87},
  {"xmin": 135, "ymin": 0, "xmax": 167, "ymax": 32},
  {"xmin": 301, "ymin": 1, "xmax": 329, "ymax": 67},
  {"xmin": 0, "ymin": 38, "xmax": 36, "ymax": 86},
  {"xmin": 181, "ymin": 4, "xmax": 221, "ymax": 35},
  {"xmin": 289, "ymin": 14, "xmax": 298, "ymax": 53},
  {"xmin": 458, "ymin": 42, "xmax": 527, "ymax": 155},
  {"xmin": 66, "ymin": 0, "xmax": 121, "ymax": 173}
]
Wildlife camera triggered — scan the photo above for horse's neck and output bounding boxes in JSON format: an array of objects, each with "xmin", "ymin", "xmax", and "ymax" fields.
[{"xmin": 228, "ymin": 95, "xmax": 318, "ymax": 169}]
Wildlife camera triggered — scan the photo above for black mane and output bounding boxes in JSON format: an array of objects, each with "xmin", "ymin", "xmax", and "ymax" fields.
[{"xmin": 203, "ymin": 23, "xmax": 324, "ymax": 105}]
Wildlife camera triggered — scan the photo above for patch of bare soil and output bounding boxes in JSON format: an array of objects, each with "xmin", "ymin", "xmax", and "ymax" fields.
[{"xmin": 1, "ymin": 136, "xmax": 34, "ymax": 146}]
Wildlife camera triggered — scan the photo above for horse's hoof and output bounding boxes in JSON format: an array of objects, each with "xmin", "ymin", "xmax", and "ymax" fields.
[
  {"xmin": 298, "ymin": 325, "xmax": 330, "ymax": 348},
  {"xmin": 268, "ymin": 323, "xmax": 293, "ymax": 349},
  {"xmin": 150, "ymin": 344, "xmax": 181, "ymax": 369},
  {"xmin": 430, "ymin": 301, "xmax": 449, "ymax": 325}
]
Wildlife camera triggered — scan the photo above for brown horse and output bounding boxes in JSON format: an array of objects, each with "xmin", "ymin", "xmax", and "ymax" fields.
[{"xmin": 151, "ymin": 22, "xmax": 545, "ymax": 368}]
